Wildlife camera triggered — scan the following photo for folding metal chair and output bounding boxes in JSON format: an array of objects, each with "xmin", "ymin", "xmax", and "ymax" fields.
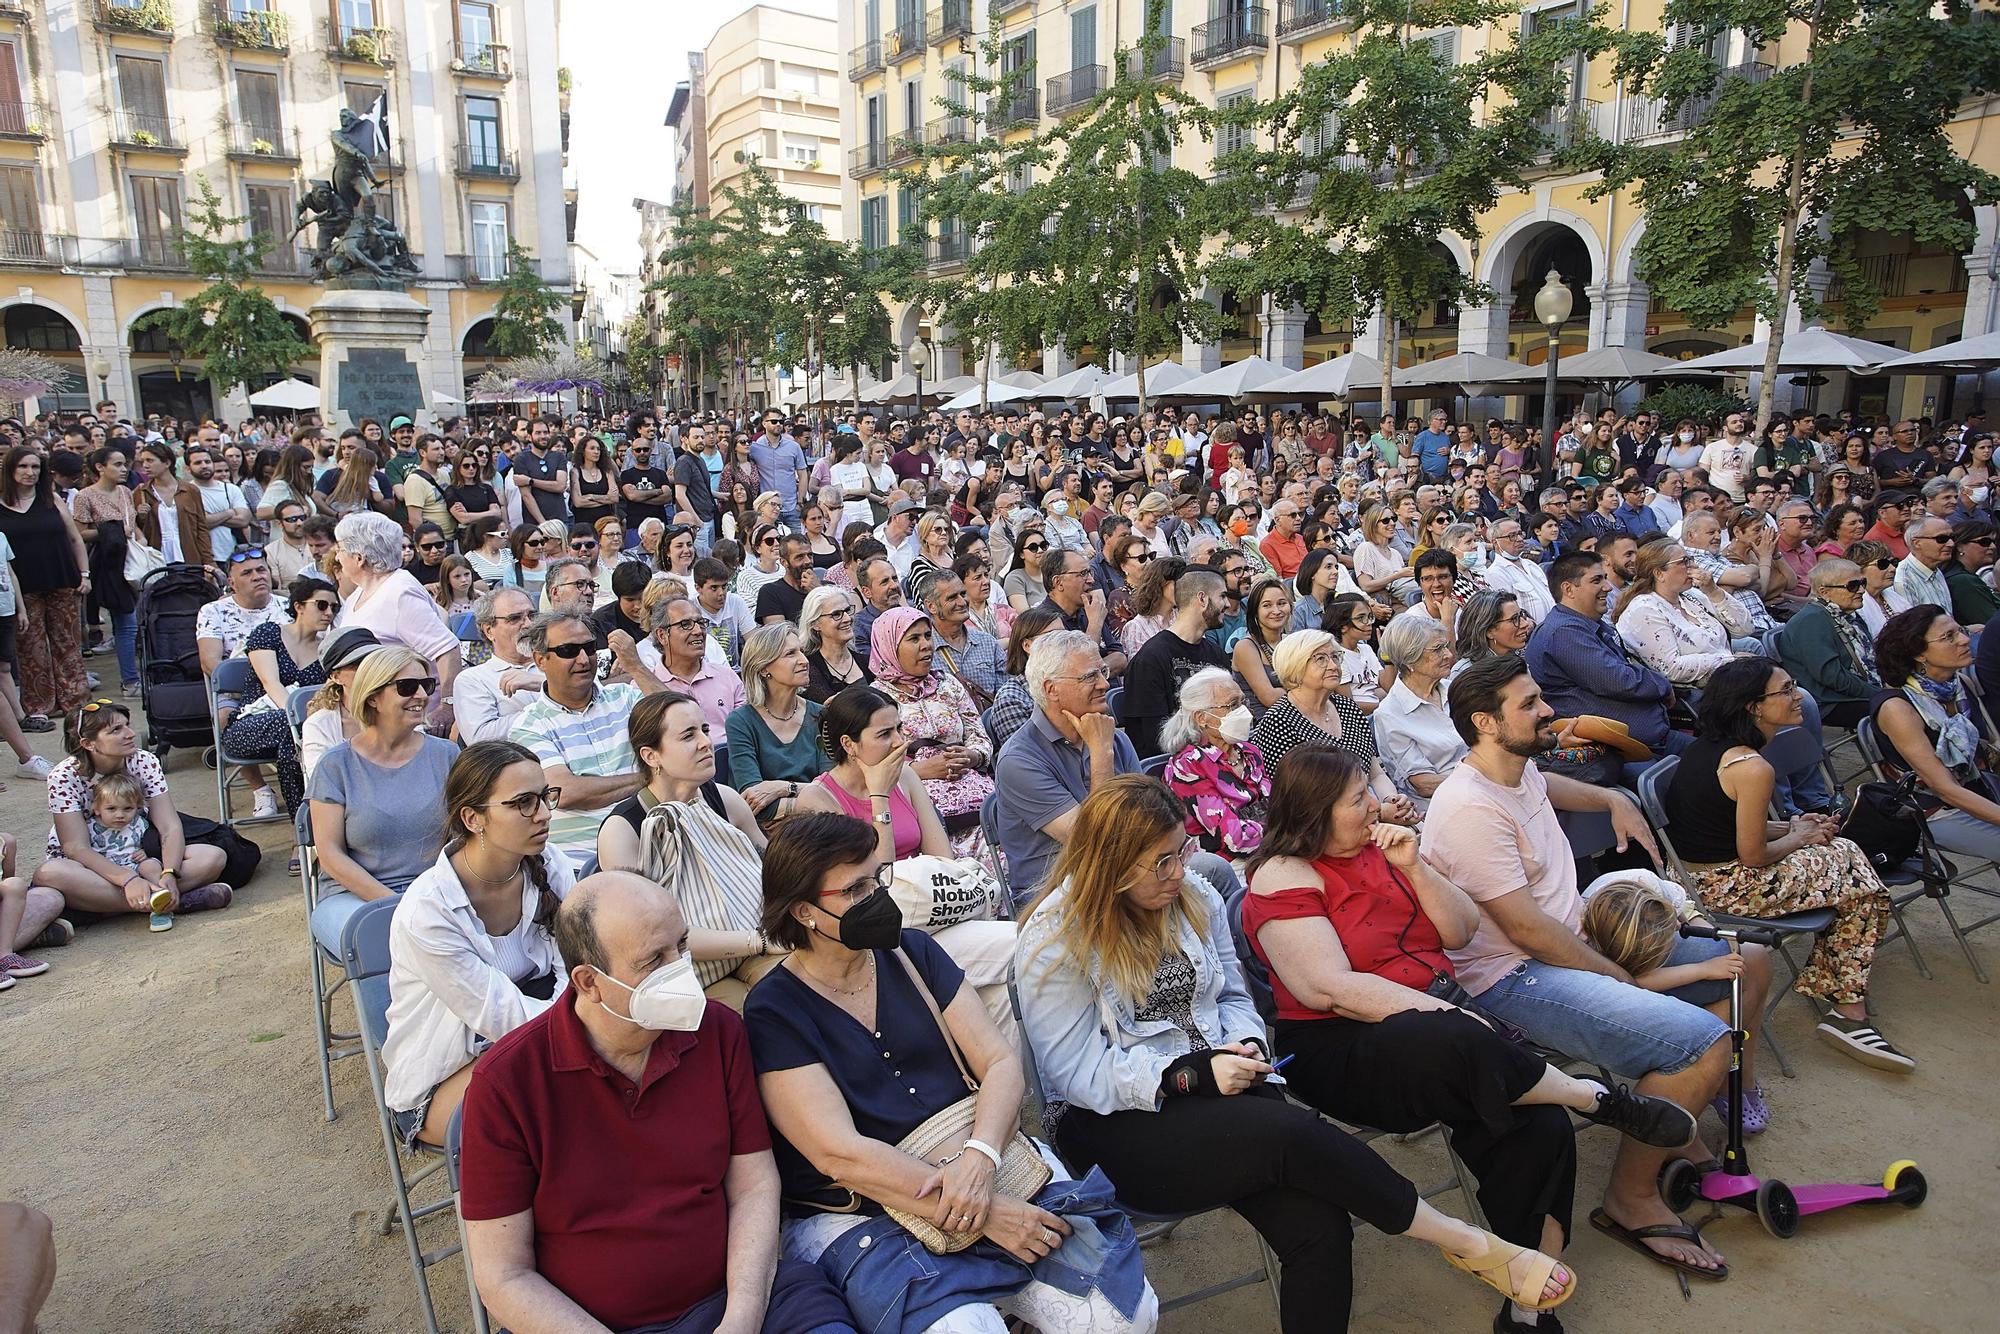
[
  {"xmin": 446, "ymin": 1108, "xmax": 493, "ymax": 1334},
  {"xmin": 1766, "ymin": 621, "xmax": 1862, "ymax": 775},
  {"xmin": 1139, "ymin": 752, "xmax": 1171, "ymax": 779},
  {"xmin": 1635, "ymin": 756, "xmax": 1835, "ymax": 1078},
  {"xmin": 979, "ymin": 791, "xmax": 1011, "ymax": 909},
  {"xmin": 208, "ymin": 656, "xmax": 288, "ymax": 827},
  {"xmin": 1760, "ymin": 723, "xmax": 1841, "ymax": 819},
  {"xmin": 299, "ymin": 803, "xmax": 367, "ymax": 1121},
  {"xmin": 1006, "ymin": 964, "xmax": 1282, "ymax": 1319},
  {"xmin": 1854, "ymin": 718, "xmax": 1999, "ymax": 982},
  {"xmin": 286, "ymin": 681, "xmax": 318, "ymax": 745},
  {"xmin": 341, "ymin": 895, "xmax": 458, "ymax": 1334}
]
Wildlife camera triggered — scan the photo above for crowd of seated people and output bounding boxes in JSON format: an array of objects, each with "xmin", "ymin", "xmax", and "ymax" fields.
[{"xmin": 24, "ymin": 399, "xmax": 2000, "ymax": 1332}]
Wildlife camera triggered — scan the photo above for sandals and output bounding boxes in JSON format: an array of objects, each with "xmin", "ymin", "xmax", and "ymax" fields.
[
  {"xmin": 1711, "ymin": 1082, "xmax": 1771, "ymax": 1135},
  {"xmin": 1443, "ymin": 1230, "xmax": 1577, "ymax": 1313},
  {"xmin": 1588, "ymin": 1207, "xmax": 1728, "ymax": 1281}
]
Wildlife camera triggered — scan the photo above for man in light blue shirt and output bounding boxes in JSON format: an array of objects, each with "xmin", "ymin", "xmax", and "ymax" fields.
[
  {"xmin": 1412, "ymin": 409, "xmax": 1454, "ymax": 482},
  {"xmin": 748, "ymin": 410, "xmax": 808, "ymax": 526}
]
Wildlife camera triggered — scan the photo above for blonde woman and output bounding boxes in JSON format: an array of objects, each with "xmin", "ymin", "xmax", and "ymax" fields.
[
  {"xmin": 723, "ymin": 622, "xmax": 829, "ymax": 823},
  {"xmin": 1016, "ymin": 776, "xmax": 1577, "ymax": 1331},
  {"xmin": 1611, "ymin": 541, "xmax": 1754, "ymax": 687},
  {"xmin": 1250, "ymin": 629, "xmax": 1417, "ymax": 824}
]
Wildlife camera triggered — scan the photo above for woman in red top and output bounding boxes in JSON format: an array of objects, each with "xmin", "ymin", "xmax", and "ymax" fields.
[{"xmin": 1243, "ymin": 746, "xmax": 1697, "ymax": 1334}]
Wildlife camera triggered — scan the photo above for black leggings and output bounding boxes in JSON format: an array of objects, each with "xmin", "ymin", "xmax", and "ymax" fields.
[
  {"xmin": 1275, "ymin": 1008, "xmax": 1576, "ymax": 1254},
  {"xmin": 1054, "ymin": 1083, "xmax": 1419, "ymax": 1334}
]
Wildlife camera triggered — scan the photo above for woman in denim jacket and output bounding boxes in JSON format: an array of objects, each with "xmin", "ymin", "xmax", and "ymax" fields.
[{"xmin": 1015, "ymin": 775, "xmax": 1577, "ymax": 1333}]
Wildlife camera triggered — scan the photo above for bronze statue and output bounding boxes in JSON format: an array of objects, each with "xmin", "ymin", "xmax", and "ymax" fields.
[{"xmin": 299, "ymin": 103, "xmax": 411, "ymax": 289}]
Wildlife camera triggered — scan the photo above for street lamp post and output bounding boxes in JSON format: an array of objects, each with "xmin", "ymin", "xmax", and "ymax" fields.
[
  {"xmin": 908, "ymin": 342, "xmax": 928, "ymax": 427},
  {"xmin": 1533, "ymin": 268, "xmax": 1574, "ymax": 480},
  {"xmin": 90, "ymin": 356, "xmax": 111, "ymax": 407}
]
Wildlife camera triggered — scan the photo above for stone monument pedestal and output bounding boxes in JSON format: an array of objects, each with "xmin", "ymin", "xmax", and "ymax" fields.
[{"xmin": 310, "ymin": 287, "xmax": 432, "ymax": 431}]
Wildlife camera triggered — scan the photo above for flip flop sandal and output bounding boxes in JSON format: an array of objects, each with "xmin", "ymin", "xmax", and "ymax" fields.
[
  {"xmin": 1444, "ymin": 1231, "xmax": 1577, "ymax": 1313},
  {"xmin": 1588, "ymin": 1207, "xmax": 1728, "ymax": 1281}
]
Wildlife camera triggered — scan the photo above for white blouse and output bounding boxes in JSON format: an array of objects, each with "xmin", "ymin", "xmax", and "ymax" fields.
[{"xmin": 1616, "ymin": 589, "xmax": 1753, "ymax": 686}]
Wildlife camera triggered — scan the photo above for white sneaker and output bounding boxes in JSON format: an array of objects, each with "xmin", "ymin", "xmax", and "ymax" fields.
[
  {"xmin": 250, "ymin": 787, "xmax": 281, "ymax": 819},
  {"xmin": 14, "ymin": 755, "xmax": 51, "ymax": 780}
]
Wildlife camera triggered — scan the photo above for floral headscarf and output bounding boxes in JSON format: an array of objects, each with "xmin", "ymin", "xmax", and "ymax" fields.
[{"xmin": 868, "ymin": 606, "xmax": 937, "ymax": 694}]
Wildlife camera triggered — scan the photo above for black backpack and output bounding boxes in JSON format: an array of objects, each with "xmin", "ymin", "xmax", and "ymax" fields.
[{"xmin": 1839, "ymin": 774, "xmax": 1925, "ymax": 871}]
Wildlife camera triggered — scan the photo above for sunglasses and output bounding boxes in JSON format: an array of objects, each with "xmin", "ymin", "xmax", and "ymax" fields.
[
  {"xmin": 1021, "ymin": 542, "xmax": 1048, "ymax": 554},
  {"xmin": 228, "ymin": 547, "xmax": 266, "ymax": 563},
  {"xmin": 1836, "ymin": 578, "xmax": 1867, "ymax": 593},
  {"xmin": 77, "ymin": 697, "xmax": 119, "ymax": 718},
  {"xmin": 390, "ymin": 676, "xmax": 437, "ymax": 698},
  {"xmin": 280, "ymin": 513, "xmax": 307, "ymax": 523},
  {"xmin": 542, "ymin": 640, "xmax": 595, "ymax": 659},
  {"xmin": 1872, "ymin": 558, "xmax": 1896, "ymax": 571},
  {"xmin": 1129, "ymin": 551, "xmax": 1154, "ymax": 563},
  {"xmin": 485, "ymin": 786, "xmax": 563, "ymax": 818},
  {"xmin": 570, "ymin": 540, "xmax": 598, "ymax": 551},
  {"xmin": 308, "ymin": 597, "xmax": 340, "ymax": 613},
  {"xmin": 417, "ymin": 541, "xmax": 446, "ymax": 552}
]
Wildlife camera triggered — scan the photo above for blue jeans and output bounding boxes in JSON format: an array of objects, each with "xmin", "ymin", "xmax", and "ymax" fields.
[
  {"xmin": 110, "ymin": 607, "xmax": 138, "ymax": 687},
  {"xmin": 1474, "ymin": 936, "xmax": 1732, "ymax": 1079},
  {"xmin": 1773, "ymin": 692, "xmax": 1834, "ymax": 815},
  {"xmin": 619, "ymin": 1258, "xmax": 853, "ymax": 1334}
]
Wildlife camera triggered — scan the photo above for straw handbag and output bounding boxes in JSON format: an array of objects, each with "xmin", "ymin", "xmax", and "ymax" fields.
[{"xmin": 881, "ymin": 949, "xmax": 1051, "ymax": 1253}]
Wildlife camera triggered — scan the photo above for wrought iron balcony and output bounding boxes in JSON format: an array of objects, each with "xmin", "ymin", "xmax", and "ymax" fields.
[
  {"xmin": 452, "ymin": 42, "xmax": 511, "ymax": 80},
  {"xmin": 0, "ymin": 231, "xmax": 74, "ymax": 267},
  {"xmin": 929, "ymin": 0, "xmax": 971, "ymax": 47},
  {"xmin": 1046, "ymin": 65, "xmax": 1104, "ymax": 116},
  {"xmin": 1623, "ymin": 61, "xmax": 1774, "ymax": 141},
  {"xmin": 111, "ymin": 110, "xmax": 186, "ymax": 152},
  {"xmin": 253, "ymin": 243, "xmax": 316, "ymax": 276},
  {"xmin": 1534, "ymin": 99, "xmax": 1602, "ymax": 154},
  {"xmin": 849, "ymin": 140, "xmax": 888, "ymax": 178},
  {"xmin": 990, "ymin": 86, "xmax": 1038, "ymax": 129},
  {"xmin": 95, "ymin": 0, "xmax": 175, "ymax": 39},
  {"xmin": 926, "ymin": 115, "xmax": 972, "ymax": 149},
  {"xmin": 1277, "ymin": 0, "xmax": 1353, "ymax": 42},
  {"xmin": 451, "ymin": 252, "xmax": 524, "ymax": 285},
  {"xmin": 885, "ymin": 127, "xmax": 924, "ymax": 166},
  {"xmin": 211, "ymin": 2, "xmax": 286, "ymax": 50},
  {"xmin": 328, "ymin": 18, "xmax": 395, "ymax": 66},
  {"xmin": 887, "ymin": 15, "xmax": 925, "ymax": 63},
  {"xmin": 1124, "ymin": 37, "xmax": 1185, "ymax": 82},
  {"xmin": 122, "ymin": 236, "xmax": 189, "ymax": 270},
  {"xmin": 455, "ymin": 143, "xmax": 520, "ymax": 179},
  {"xmin": 227, "ymin": 123, "xmax": 300, "ymax": 161},
  {"xmin": 0, "ymin": 99, "xmax": 47, "ymax": 139},
  {"xmin": 1193, "ymin": 7, "xmax": 1268, "ymax": 68},
  {"xmin": 927, "ymin": 231, "xmax": 972, "ymax": 270},
  {"xmin": 849, "ymin": 38, "xmax": 884, "ymax": 80}
]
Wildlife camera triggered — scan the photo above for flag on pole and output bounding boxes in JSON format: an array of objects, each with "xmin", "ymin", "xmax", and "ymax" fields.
[{"xmin": 342, "ymin": 91, "xmax": 389, "ymax": 158}]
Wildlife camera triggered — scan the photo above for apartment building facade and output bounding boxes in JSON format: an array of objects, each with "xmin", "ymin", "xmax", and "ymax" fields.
[
  {"xmin": 0, "ymin": 0, "xmax": 570, "ymax": 421},
  {"xmin": 838, "ymin": 0, "xmax": 2000, "ymax": 419}
]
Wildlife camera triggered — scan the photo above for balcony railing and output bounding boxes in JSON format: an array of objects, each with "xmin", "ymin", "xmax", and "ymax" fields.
[
  {"xmin": 0, "ymin": 231, "xmax": 72, "ymax": 267},
  {"xmin": 929, "ymin": 0, "xmax": 971, "ymax": 46},
  {"xmin": 227, "ymin": 124, "xmax": 300, "ymax": 161},
  {"xmin": 1623, "ymin": 61, "xmax": 1773, "ymax": 141},
  {"xmin": 993, "ymin": 0, "xmax": 1032, "ymax": 15},
  {"xmin": 1823, "ymin": 252, "xmax": 1958, "ymax": 302},
  {"xmin": 452, "ymin": 41, "xmax": 511, "ymax": 79},
  {"xmin": 455, "ymin": 143, "xmax": 519, "ymax": 179},
  {"xmin": 926, "ymin": 115, "xmax": 971, "ymax": 149},
  {"xmin": 0, "ymin": 99, "xmax": 47, "ymax": 138},
  {"xmin": 927, "ymin": 231, "xmax": 972, "ymax": 270},
  {"xmin": 211, "ymin": 2, "xmax": 286, "ymax": 50},
  {"xmin": 1193, "ymin": 7, "xmax": 1268, "ymax": 68},
  {"xmin": 1277, "ymin": 0, "xmax": 1353, "ymax": 41},
  {"xmin": 123, "ymin": 236, "xmax": 188, "ymax": 269},
  {"xmin": 887, "ymin": 16, "xmax": 925, "ymax": 62},
  {"xmin": 111, "ymin": 109, "xmax": 185, "ymax": 151},
  {"xmin": 848, "ymin": 139, "xmax": 887, "ymax": 178},
  {"xmin": 328, "ymin": 19, "xmax": 395, "ymax": 65},
  {"xmin": 1534, "ymin": 99, "xmax": 1602, "ymax": 154},
  {"xmin": 1124, "ymin": 37, "xmax": 1185, "ymax": 82},
  {"xmin": 885, "ymin": 127, "xmax": 924, "ymax": 166},
  {"xmin": 96, "ymin": 0, "xmax": 176, "ymax": 39},
  {"xmin": 452, "ymin": 252, "xmax": 525, "ymax": 284},
  {"xmin": 1046, "ymin": 65, "xmax": 1105, "ymax": 116},
  {"xmin": 849, "ymin": 38, "xmax": 883, "ymax": 80},
  {"xmin": 990, "ymin": 86, "xmax": 1037, "ymax": 128},
  {"xmin": 252, "ymin": 243, "xmax": 315, "ymax": 275}
]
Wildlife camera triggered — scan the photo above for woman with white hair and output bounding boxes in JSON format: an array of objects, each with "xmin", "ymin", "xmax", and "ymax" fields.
[
  {"xmin": 800, "ymin": 583, "xmax": 872, "ymax": 703},
  {"xmin": 1371, "ymin": 612, "xmax": 1467, "ymax": 814},
  {"xmin": 331, "ymin": 511, "xmax": 460, "ymax": 727},
  {"xmin": 1162, "ymin": 667, "xmax": 1271, "ymax": 857},
  {"xmin": 1251, "ymin": 629, "xmax": 1417, "ymax": 824}
]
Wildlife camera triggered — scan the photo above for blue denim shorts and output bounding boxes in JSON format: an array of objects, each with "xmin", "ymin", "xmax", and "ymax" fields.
[{"xmin": 1473, "ymin": 935, "xmax": 1731, "ymax": 1079}]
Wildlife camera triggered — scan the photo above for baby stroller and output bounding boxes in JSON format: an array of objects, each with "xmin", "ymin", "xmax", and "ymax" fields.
[{"xmin": 134, "ymin": 563, "xmax": 222, "ymax": 758}]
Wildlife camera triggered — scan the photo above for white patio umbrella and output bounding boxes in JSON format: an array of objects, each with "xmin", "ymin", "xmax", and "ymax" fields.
[
  {"xmin": 1155, "ymin": 355, "xmax": 1291, "ymax": 402},
  {"xmin": 1873, "ymin": 330, "xmax": 2000, "ymax": 373},
  {"xmin": 1034, "ymin": 364, "xmax": 1112, "ymax": 400},
  {"xmin": 1246, "ymin": 352, "xmax": 1388, "ymax": 403},
  {"xmin": 1098, "ymin": 359, "xmax": 1199, "ymax": 400},
  {"xmin": 937, "ymin": 378, "xmax": 1045, "ymax": 411},
  {"xmin": 247, "ymin": 377, "xmax": 321, "ymax": 411},
  {"xmin": 928, "ymin": 374, "xmax": 978, "ymax": 400},
  {"xmin": 1393, "ymin": 351, "xmax": 1543, "ymax": 395},
  {"xmin": 1671, "ymin": 325, "xmax": 1905, "ymax": 373},
  {"xmin": 430, "ymin": 390, "xmax": 464, "ymax": 408},
  {"xmin": 1555, "ymin": 345, "xmax": 1716, "ymax": 384},
  {"xmin": 863, "ymin": 371, "xmax": 921, "ymax": 404}
]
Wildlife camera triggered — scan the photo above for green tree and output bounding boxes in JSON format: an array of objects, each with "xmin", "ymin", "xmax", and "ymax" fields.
[
  {"xmin": 621, "ymin": 311, "xmax": 665, "ymax": 403},
  {"xmin": 1580, "ymin": 0, "xmax": 2000, "ymax": 430},
  {"xmin": 1212, "ymin": 0, "xmax": 1614, "ymax": 417},
  {"xmin": 132, "ymin": 178, "xmax": 314, "ymax": 405},
  {"xmin": 652, "ymin": 198, "xmax": 750, "ymax": 412},
  {"xmin": 487, "ymin": 239, "xmax": 567, "ymax": 358}
]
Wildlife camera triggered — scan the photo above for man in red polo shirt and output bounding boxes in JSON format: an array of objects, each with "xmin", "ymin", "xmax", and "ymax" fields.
[{"xmin": 460, "ymin": 872, "xmax": 856, "ymax": 1334}]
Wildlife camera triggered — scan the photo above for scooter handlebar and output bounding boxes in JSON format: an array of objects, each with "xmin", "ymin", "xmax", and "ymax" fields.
[{"xmin": 1679, "ymin": 918, "xmax": 1783, "ymax": 949}]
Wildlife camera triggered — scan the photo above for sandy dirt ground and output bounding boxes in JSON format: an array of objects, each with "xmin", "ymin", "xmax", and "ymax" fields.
[{"xmin": 6, "ymin": 736, "xmax": 1998, "ymax": 1334}]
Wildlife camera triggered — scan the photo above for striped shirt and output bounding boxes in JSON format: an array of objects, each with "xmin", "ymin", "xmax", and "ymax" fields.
[{"xmin": 511, "ymin": 682, "xmax": 642, "ymax": 867}]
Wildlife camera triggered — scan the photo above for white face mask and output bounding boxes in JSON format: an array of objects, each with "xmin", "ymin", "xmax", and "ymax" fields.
[
  {"xmin": 596, "ymin": 956, "xmax": 705, "ymax": 1032},
  {"xmin": 1678, "ymin": 431, "xmax": 1696, "ymax": 444},
  {"xmin": 1214, "ymin": 705, "xmax": 1254, "ymax": 744},
  {"xmin": 1972, "ymin": 485, "xmax": 1989, "ymax": 504}
]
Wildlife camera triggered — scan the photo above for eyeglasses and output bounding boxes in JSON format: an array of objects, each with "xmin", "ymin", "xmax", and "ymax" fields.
[
  {"xmin": 390, "ymin": 676, "xmax": 438, "ymax": 698},
  {"xmin": 759, "ymin": 535, "xmax": 780, "ymax": 547},
  {"xmin": 280, "ymin": 513, "xmax": 307, "ymax": 524},
  {"xmin": 485, "ymin": 786, "xmax": 562, "ymax": 818},
  {"xmin": 1129, "ymin": 551, "xmax": 1154, "ymax": 563},
  {"xmin": 1927, "ymin": 626, "xmax": 1972, "ymax": 645},
  {"xmin": 1134, "ymin": 837, "xmax": 1200, "ymax": 885},
  {"xmin": 1052, "ymin": 666, "xmax": 1110, "ymax": 685},
  {"xmin": 308, "ymin": 598, "xmax": 340, "ymax": 613},
  {"xmin": 818, "ymin": 864, "xmax": 893, "ymax": 900},
  {"xmin": 660, "ymin": 616, "xmax": 703, "ymax": 635},
  {"xmin": 1021, "ymin": 542, "xmax": 1047, "ymax": 554},
  {"xmin": 541, "ymin": 640, "xmax": 595, "ymax": 659},
  {"xmin": 524, "ymin": 537, "xmax": 548, "ymax": 548},
  {"xmin": 493, "ymin": 609, "xmax": 532, "ymax": 625},
  {"xmin": 1505, "ymin": 609, "xmax": 1534, "ymax": 627},
  {"xmin": 1833, "ymin": 578, "xmax": 1867, "ymax": 593},
  {"xmin": 228, "ymin": 547, "xmax": 266, "ymax": 563},
  {"xmin": 821, "ymin": 608, "xmax": 856, "ymax": 622}
]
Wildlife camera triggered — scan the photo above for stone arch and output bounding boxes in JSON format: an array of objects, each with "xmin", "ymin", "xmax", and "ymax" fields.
[
  {"xmin": 1475, "ymin": 206, "xmax": 1607, "ymax": 293},
  {"xmin": 1610, "ymin": 214, "xmax": 1647, "ymax": 287},
  {"xmin": 892, "ymin": 303, "xmax": 923, "ymax": 358},
  {"xmin": 0, "ymin": 295, "xmax": 88, "ymax": 345},
  {"xmin": 462, "ymin": 317, "xmax": 499, "ymax": 358}
]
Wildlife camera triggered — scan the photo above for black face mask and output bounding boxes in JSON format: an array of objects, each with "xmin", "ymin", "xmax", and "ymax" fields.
[{"xmin": 819, "ymin": 887, "xmax": 903, "ymax": 952}]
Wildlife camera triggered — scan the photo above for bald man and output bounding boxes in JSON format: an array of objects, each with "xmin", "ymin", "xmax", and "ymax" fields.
[{"xmin": 460, "ymin": 873, "xmax": 855, "ymax": 1334}]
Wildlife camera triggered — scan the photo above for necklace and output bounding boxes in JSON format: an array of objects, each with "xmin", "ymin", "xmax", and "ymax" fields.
[
  {"xmin": 800, "ymin": 952, "xmax": 874, "ymax": 996},
  {"xmin": 455, "ymin": 849, "xmax": 523, "ymax": 888},
  {"xmin": 760, "ymin": 696, "xmax": 803, "ymax": 724}
]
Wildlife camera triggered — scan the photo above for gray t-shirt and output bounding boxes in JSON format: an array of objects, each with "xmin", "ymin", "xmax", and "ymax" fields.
[{"xmin": 306, "ymin": 735, "xmax": 459, "ymax": 891}]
